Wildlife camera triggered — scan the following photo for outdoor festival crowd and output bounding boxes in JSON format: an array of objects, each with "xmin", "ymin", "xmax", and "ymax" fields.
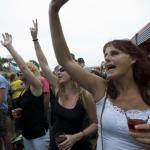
[{"xmin": 0, "ymin": 0, "xmax": 150, "ymax": 150}]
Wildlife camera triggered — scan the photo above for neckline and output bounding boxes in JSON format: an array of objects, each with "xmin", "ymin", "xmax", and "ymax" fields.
[
  {"xmin": 57, "ymin": 97, "xmax": 79, "ymax": 110},
  {"xmin": 107, "ymin": 99, "xmax": 150, "ymax": 113}
]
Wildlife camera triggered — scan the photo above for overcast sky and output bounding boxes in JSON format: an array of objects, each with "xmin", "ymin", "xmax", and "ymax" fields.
[{"xmin": 0, "ymin": 0, "xmax": 150, "ymax": 69}]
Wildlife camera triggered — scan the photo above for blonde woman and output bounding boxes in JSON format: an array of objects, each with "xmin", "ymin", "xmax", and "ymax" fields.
[
  {"xmin": 30, "ymin": 19, "xmax": 97, "ymax": 150},
  {"xmin": 1, "ymin": 33, "xmax": 49, "ymax": 150}
]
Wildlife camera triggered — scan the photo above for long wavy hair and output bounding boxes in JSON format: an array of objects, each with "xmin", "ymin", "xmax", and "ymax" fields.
[
  {"xmin": 103, "ymin": 39, "xmax": 150, "ymax": 105},
  {"xmin": 26, "ymin": 62, "xmax": 40, "ymax": 77},
  {"xmin": 57, "ymin": 75, "xmax": 84, "ymax": 103}
]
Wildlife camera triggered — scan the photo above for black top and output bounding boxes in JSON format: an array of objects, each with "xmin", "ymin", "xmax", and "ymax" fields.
[
  {"xmin": 18, "ymin": 88, "xmax": 48, "ymax": 139},
  {"xmin": 50, "ymin": 95, "xmax": 92, "ymax": 150}
]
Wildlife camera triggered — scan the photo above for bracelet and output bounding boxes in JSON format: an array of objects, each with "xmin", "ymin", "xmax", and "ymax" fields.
[{"xmin": 33, "ymin": 38, "xmax": 38, "ymax": 41}]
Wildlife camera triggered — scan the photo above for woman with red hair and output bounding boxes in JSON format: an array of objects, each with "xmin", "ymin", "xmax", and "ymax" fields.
[{"xmin": 49, "ymin": 0, "xmax": 150, "ymax": 149}]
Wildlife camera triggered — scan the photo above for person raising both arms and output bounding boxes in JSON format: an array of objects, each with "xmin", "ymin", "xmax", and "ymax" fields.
[{"xmin": 49, "ymin": 0, "xmax": 150, "ymax": 150}]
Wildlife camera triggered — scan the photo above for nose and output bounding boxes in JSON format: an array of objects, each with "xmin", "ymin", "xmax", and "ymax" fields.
[{"xmin": 105, "ymin": 54, "xmax": 111, "ymax": 62}]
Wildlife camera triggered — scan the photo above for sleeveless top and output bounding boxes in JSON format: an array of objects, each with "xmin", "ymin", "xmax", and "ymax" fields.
[
  {"xmin": 18, "ymin": 88, "xmax": 48, "ymax": 139},
  {"xmin": 96, "ymin": 96, "xmax": 150, "ymax": 150},
  {"xmin": 50, "ymin": 95, "xmax": 92, "ymax": 150}
]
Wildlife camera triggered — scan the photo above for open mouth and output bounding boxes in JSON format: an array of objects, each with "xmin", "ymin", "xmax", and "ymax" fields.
[{"xmin": 107, "ymin": 64, "xmax": 116, "ymax": 70}]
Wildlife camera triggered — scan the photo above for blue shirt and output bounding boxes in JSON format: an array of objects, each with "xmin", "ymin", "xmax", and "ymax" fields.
[{"xmin": 0, "ymin": 75, "xmax": 9, "ymax": 112}]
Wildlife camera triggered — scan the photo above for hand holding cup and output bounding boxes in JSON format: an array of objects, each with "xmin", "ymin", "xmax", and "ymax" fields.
[{"xmin": 12, "ymin": 108, "xmax": 23, "ymax": 118}]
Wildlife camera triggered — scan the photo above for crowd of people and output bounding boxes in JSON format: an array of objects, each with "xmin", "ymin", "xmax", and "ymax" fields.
[{"xmin": 0, "ymin": 0, "xmax": 150, "ymax": 150}]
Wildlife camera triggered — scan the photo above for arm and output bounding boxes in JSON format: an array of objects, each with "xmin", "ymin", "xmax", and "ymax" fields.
[
  {"xmin": 1, "ymin": 33, "xmax": 42, "ymax": 94},
  {"xmin": 0, "ymin": 88, "xmax": 4, "ymax": 104},
  {"xmin": 30, "ymin": 19, "xmax": 58, "ymax": 91},
  {"xmin": 49, "ymin": 0, "xmax": 106, "ymax": 101}
]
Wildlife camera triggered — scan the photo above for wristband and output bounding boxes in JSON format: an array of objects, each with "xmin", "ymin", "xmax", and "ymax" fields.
[{"xmin": 33, "ymin": 38, "xmax": 38, "ymax": 41}]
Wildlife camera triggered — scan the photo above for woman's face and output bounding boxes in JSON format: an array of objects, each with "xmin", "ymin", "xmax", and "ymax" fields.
[
  {"xmin": 104, "ymin": 46, "xmax": 135, "ymax": 80},
  {"xmin": 57, "ymin": 67, "xmax": 71, "ymax": 84}
]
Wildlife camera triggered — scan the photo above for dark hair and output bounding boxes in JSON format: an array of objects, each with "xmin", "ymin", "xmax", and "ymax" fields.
[
  {"xmin": 78, "ymin": 57, "xmax": 85, "ymax": 64},
  {"xmin": 103, "ymin": 39, "xmax": 150, "ymax": 105},
  {"xmin": 10, "ymin": 73, "xmax": 17, "ymax": 81}
]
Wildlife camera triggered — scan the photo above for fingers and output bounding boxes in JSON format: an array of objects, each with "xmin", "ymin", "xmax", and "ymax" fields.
[
  {"xmin": 32, "ymin": 19, "xmax": 38, "ymax": 29},
  {"xmin": 2, "ymin": 33, "xmax": 6, "ymax": 40},
  {"xmin": 36, "ymin": 19, "xmax": 38, "ymax": 30},
  {"xmin": 135, "ymin": 138, "xmax": 150, "ymax": 145},
  {"xmin": 130, "ymin": 130, "xmax": 150, "ymax": 145},
  {"xmin": 0, "ymin": 40, "xmax": 3, "ymax": 44},
  {"xmin": 130, "ymin": 131, "xmax": 150, "ymax": 138},
  {"xmin": 135, "ymin": 124, "xmax": 150, "ymax": 130},
  {"xmin": 1, "ymin": 33, "xmax": 12, "ymax": 43}
]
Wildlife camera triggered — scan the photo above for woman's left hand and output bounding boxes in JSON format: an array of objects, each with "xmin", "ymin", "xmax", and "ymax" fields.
[
  {"xmin": 58, "ymin": 134, "xmax": 77, "ymax": 150},
  {"xmin": 130, "ymin": 123, "xmax": 150, "ymax": 145}
]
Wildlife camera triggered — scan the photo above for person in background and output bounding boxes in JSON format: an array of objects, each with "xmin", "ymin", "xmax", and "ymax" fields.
[
  {"xmin": 77, "ymin": 58, "xmax": 85, "ymax": 68},
  {"xmin": 9, "ymin": 73, "xmax": 24, "ymax": 108},
  {"xmin": 29, "ymin": 60, "xmax": 50, "ymax": 115},
  {"xmin": 49, "ymin": 0, "xmax": 150, "ymax": 149},
  {"xmin": 0, "ymin": 74, "xmax": 12, "ymax": 150},
  {"xmin": 1, "ymin": 33, "xmax": 49, "ymax": 150},
  {"xmin": 30, "ymin": 19, "xmax": 97, "ymax": 150}
]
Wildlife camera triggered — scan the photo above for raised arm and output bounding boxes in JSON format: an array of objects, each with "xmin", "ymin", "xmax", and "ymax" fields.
[
  {"xmin": 30, "ymin": 19, "xmax": 58, "ymax": 91},
  {"xmin": 49, "ymin": 0, "xmax": 106, "ymax": 101},
  {"xmin": 1, "ymin": 33, "xmax": 42, "ymax": 92}
]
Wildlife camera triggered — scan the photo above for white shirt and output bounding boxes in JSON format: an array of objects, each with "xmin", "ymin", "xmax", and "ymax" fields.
[{"xmin": 96, "ymin": 96, "xmax": 150, "ymax": 150}]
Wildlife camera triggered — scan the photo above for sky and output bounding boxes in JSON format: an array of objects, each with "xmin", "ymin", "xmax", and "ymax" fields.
[{"xmin": 0, "ymin": 0, "xmax": 150, "ymax": 69}]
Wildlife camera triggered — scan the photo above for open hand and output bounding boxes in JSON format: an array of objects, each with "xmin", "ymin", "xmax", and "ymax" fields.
[{"xmin": 1, "ymin": 33, "xmax": 12, "ymax": 48}]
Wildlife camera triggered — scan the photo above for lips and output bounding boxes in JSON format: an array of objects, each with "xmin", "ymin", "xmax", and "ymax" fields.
[{"xmin": 106, "ymin": 64, "xmax": 116, "ymax": 70}]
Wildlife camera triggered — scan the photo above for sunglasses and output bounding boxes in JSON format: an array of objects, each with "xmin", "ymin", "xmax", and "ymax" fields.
[{"xmin": 59, "ymin": 67, "xmax": 65, "ymax": 72}]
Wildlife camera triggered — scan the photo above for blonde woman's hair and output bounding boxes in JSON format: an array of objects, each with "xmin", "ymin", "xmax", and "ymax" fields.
[
  {"xmin": 58, "ymin": 79, "xmax": 84, "ymax": 102},
  {"xmin": 26, "ymin": 62, "xmax": 40, "ymax": 77}
]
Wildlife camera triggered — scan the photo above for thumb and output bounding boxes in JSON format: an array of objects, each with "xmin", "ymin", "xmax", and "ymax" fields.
[{"xmin": 0, "ymin": 41, "xmax": 4, "ymax": 45}]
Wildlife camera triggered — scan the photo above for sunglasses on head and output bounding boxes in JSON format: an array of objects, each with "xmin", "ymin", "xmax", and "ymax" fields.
[{"xmin": 59, "ymin": 67, "xmax": 65, "ymax": 72}]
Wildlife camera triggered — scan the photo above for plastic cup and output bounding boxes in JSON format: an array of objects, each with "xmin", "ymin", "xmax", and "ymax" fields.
[
  {"xmin": 125, "ymin": 109, "xmax": 149, "ymax": 132},
  {"xmin": 12, "ymin": 108, "xmax": 23, "ymax": 118},
  {"xmin": 54, "ymin": 131, "xmax": 67, "ymax": 146}
]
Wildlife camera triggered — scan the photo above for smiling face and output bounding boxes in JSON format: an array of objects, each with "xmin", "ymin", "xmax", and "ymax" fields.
[
  {"xmin": 57, "ymin": 67, "xmax": 71, "ymax": 85},
  {"xmin": 104, "ymin": 46, "xmax": 136, "ymax": 80}
]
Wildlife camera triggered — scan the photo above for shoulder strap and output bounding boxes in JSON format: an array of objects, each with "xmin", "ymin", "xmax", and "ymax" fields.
[{"xmin": 100, "ymin": 94, "xmax": 107, "ymax": 150}]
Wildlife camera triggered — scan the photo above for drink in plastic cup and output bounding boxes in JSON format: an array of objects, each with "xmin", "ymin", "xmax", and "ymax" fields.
[
  {"xmin": 54, "ymin": 131, "xmax": 67, "ymax": 146},
  {"xmin": 125, "ymin": 109, "xmax": 149, "ymax": 132},
  {"xmin": 12, "ymin": 108, "xmax": 23, "ymax": 118}
]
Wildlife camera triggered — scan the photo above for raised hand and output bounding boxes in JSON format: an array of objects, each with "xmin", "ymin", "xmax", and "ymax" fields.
[
  {"xmin": 50, "ymin": 0, "xmax": 69, "ymax": 12},
  {"xmin": 1, "ymin": 33, "xmax": 12, "ymax": 48},
  {"xmin": 30, "ymin": 19, "xmax": 38, "ymax": 40}
]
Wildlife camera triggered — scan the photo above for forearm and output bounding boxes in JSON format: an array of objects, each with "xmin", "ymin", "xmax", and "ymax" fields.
[
  {"xmin": 49, "ymin": 7, "xmax": 72, "ymax": 66},
  {"xmin": 33, "ymin": 40, "xmax": 48, "ymax": 66},
  {"xmin": 73, "ymin": 123, "xmax": 97, "ymax": 141},
  {"xmin": 5, "ymin": 45, "xmax": 26, "ymax": 71},
  {"xmin": 0, "ymin": 90, "xmax": 4, "ymax": 104},
  {"xmin": 43, "ymin": 93, "xmax": 50, "ymax": 114}
]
